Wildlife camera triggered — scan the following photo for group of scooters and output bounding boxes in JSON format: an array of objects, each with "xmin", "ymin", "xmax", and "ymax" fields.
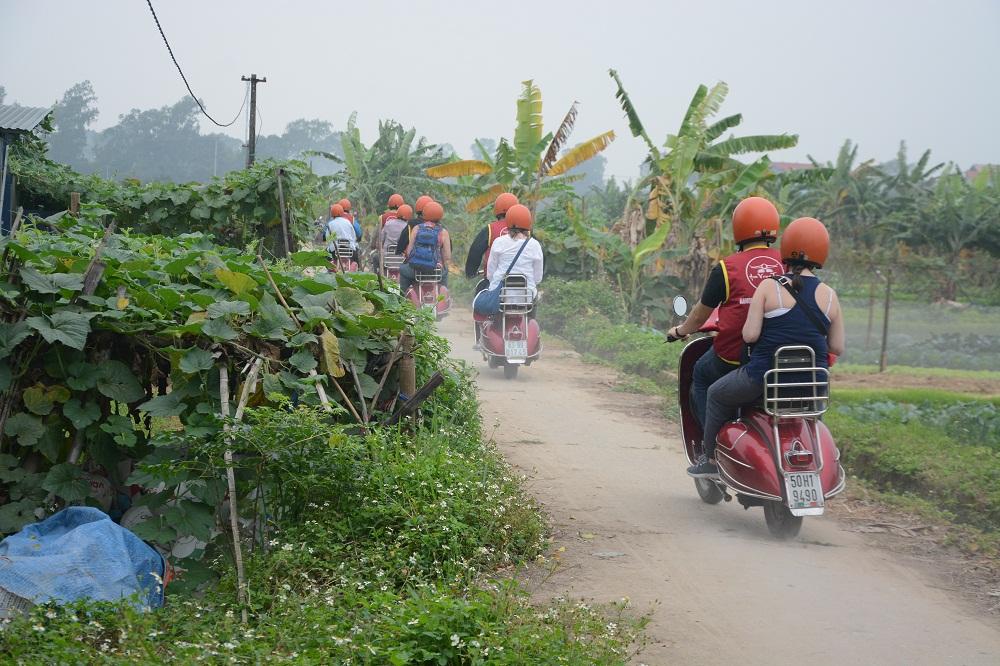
[{"xmin": 329, "ymin": 237, "xmax": 542, "ymax": 381}]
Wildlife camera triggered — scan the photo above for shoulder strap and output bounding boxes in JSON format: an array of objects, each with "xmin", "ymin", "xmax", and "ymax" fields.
[
  {"xmin": 771, "ymin": 276, "xmax": 829, "ymax": 337},
  {"xmin": 503, "ymin": 238, "xmax": 531, "ymax": 278}
]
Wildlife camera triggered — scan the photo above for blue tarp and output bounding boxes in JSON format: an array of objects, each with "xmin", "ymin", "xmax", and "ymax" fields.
[{"xmin": 0, "ymin": 507, "xmax": 165, "ymax": 609}]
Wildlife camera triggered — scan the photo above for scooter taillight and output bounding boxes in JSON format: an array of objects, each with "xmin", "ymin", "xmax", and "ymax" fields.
[{"xmin": 784, "ymin": 440, "xmax": 814, "ymax": 467}]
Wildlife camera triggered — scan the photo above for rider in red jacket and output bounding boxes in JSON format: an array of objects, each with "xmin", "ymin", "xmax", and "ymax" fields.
[{"xmin": 668, "ymin": 197, "xmax": 784, "ymax": 431}]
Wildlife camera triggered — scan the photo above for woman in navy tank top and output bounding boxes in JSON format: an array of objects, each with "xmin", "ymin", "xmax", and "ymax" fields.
[{"xmin": 687, "ymin": 218, "xmax": 846, "ymax": 478}]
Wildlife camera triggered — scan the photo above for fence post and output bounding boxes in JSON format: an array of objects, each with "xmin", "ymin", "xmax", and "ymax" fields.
[{"xmin": 878, "ymin": 270, "xmax": 892, "ymax": 373}]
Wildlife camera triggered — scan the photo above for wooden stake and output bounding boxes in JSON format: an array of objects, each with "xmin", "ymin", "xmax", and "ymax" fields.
[
  {"xmin": 220, "ymin": 363, "xmax": 255, "ymax": 624},
  {"xmin": 257, "ymin": 255, "xmax": 301, "ymax": 327},
  {"xmin": 275, "ymin": 168, "xmax": 291, "ymax": 258},
  {"xmin": 398, "ymin": 332, "xmax": 416, "ymax": 399},
  {"xmin": 348, "ymin": 362, "xmax": 369, "ymax": 423},
  {"xmin": 369, "ymin": 337, "xmax": 403, "ymax": 414},
  {"xmin": 69, "ymin": 192, "xmax": 80, "ymax": 216}
]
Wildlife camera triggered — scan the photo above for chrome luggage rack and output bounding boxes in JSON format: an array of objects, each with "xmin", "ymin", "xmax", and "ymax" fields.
[
  {"xmin": 762, "ymin": 345, "xmax": 829, "ymax": 418},
  {"xmin": 382, "ymin": 244, "xmax": 404, "ymax": 270},
  {"xmin": 415, "ymin": 267, "xmax": 443, "ymax": 283},
  {"xmin": 334, "ymin": 239, "xmax": 354, "ymax": 259},
  {"xmin": 499, "ymin": 274, "xmax": 533, "ymax": 313}
]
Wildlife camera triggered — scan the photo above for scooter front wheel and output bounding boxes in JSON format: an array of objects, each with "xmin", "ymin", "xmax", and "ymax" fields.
[
  {"xmin": 763, "ymin": 501, "xmax": 803, "ymax": 539},
  {"xmin": 694, "ymin": 478, "xmax": 724, "ymax": 504}
]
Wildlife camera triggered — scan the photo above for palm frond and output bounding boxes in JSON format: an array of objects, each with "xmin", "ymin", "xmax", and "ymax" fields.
[
  {"xmin": 514, "ymin": 80, "xmax": 544, "ymax": 164},
  {"xmin": 709, "ymin": 133, "xmax": 798, "ymax": 156},
  {"xmin": 727, "ymin": 156, "xmax": 774, "ymax": 198},
  {"xmin": 303, "ymin": 149, "xmax": 343, "ymax": 164},
  {"xmin": 547, "ymin": 131, "xmax": 616, "ymax": 176},
  {"xmin": 465, "ymin": 184, "xmax": 507, "ymax": 213},
  {"xmin": 538, "ymin": 102, "xmax": 579, "ymax": 177},
  {"xmin": 704, "ymin": 114, "xmax": 743, "ymax": 142},
  {"xmin": 493, "ymin": 139, "xmax": 517, "ymax": 185},
  {"xmin": 608, "ymin": 69, "xmax": 660, "ymax": 159},
  {"xmin": 678, "ymin": 84, "xmax": 709, "ymax": 138},
  {"xmin": 473, "ymin": 139, "xmax": 496, "ymax": 165},
  {"xmin": 425, "ymin": 160, "xmax": 494, "ymax": 179}
]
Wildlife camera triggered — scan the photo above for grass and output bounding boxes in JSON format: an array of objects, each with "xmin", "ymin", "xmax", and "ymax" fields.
[
  {"xmin": 0, "ymin": 366, "xmax": 646, "ymax": 663},
  {"xmin": 834, "ymin": 363, "xmax": 1000, "ymax": 382}
]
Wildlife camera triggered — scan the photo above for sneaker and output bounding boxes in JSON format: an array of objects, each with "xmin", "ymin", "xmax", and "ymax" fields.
[{"xmin": 686, "ymin": 455, "xmax": 719, "ymax": 478}]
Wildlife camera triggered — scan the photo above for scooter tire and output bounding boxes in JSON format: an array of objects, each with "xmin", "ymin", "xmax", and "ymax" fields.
[
  {"xmin": 503, "ymin": 364, "xmax": 519, "ymax": 380},
  {"xmin": 694, "ymin": 478, "xmax": 724, "ymax": 505},
  {"xmin": 763, "ymin": 501, "xmax": 803, "ymax": 539}
]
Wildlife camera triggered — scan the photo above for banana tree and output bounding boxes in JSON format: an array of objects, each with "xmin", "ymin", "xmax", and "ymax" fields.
[
  {"xmin": 308, "ymin": 113, "xmax": 447, "ymax": 216},
  {"xmin": 425, "ymin": 80, "xmax": 615, "ymax": 212},
  {"xmin": 608, "ymin": 70, "xmax": 798, "ymax": 280}
]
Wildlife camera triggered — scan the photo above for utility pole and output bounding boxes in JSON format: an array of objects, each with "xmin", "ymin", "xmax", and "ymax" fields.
[{"xmin": 241, "ymin": 74, "xmax": 266, "ymax": 168}]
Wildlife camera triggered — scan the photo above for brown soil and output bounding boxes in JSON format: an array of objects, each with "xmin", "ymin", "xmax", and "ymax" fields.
[{"xmin": 835, "ymin": 370, "xmax": 1000, "ymax": 396}]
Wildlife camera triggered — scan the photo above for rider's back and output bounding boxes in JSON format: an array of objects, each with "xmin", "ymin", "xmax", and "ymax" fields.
[
  {"xmin": 714, "ymin": 247, "xmax": 784, "ymax": 364},
  {"xmin": 745, "ymin": 275, "xmax": 830, "ymax": 383}
]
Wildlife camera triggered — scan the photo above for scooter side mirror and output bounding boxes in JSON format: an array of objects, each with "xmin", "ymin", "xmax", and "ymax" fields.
[{"xmin": 672, "ymin": 295, "xmax": 689, "ymax": 317}]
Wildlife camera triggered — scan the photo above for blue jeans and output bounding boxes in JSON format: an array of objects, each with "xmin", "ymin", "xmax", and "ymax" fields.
[
  {"xmin": 691, "ymin": 349, "xmax": 738, "ymax": 430},
  {"xmin": 399, "ymin": 263, "xmax": 448, "ymax": 294},
  {"xmin": 703, "ymin": 367, "xmax": 762, "ymax": 459}
]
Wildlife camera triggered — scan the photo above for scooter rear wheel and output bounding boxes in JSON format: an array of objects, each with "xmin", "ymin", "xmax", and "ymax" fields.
[
  {"xmin": 503, "ymin": 364, "xmax": 519, "ymax": 380},
  {"xmin": 694, "ymin": 478, "xmax": 724, "ymax": 504},
  {"xmin": 763, "ymin": 501, "xmax": 803, "ymax": 539}
]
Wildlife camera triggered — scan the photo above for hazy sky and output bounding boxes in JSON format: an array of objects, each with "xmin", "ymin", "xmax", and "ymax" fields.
[{"xmin": 2, "ymin": 0, "xmax": 998, "ymax": 179}]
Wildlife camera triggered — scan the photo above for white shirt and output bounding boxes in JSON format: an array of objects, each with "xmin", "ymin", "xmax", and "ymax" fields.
[
  {"xmin": 326, "ymin": 216, "xmax": 357, "ymax": 252},
  {"xmin": 486, "ymin": 233, "xmax": 544, "ymax": 296}
]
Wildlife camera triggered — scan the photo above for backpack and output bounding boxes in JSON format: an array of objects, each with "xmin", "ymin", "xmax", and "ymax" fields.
[{"xmin": 408, "ymin": 223, "xmax": 441, "ymax": 270}]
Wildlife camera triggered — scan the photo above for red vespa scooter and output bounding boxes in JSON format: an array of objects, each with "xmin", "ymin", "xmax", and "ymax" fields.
[
  {"xmin": 405, "ymin": 268, "xmax": 451, "ymax": 320},
  {"xmin": 475, "ymin": 274, "xmax": 541, "ymax": 380},
  {"xmin": 671, "ymin": 296, "xmax": 845, "ymax": 538},
  {"xmin": 329, "ymin": 239, "xmax": 359, "ymax": 273}
]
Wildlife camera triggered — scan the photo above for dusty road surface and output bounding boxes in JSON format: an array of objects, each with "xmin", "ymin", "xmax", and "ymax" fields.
[{"xmin": 439, "ymin": 308, "xmax": 1000, "ymax": 665}]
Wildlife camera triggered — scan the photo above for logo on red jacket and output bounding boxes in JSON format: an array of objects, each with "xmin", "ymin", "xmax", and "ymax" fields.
[{"xmin": 745, "ymin": 255, "xmax": 783, "ymax": 288}]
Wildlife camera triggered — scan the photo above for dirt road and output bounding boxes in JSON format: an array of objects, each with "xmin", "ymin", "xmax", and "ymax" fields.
[{"xmin": 439, "ymin": 309, "xmax": 1000, "ymax": 665}]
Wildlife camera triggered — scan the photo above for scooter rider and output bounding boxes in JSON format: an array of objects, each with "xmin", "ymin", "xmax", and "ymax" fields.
[
  {"xmin": 465, "ymin": 192, "xmax": 520, "ymax": 292},
  {"xmin": 326, "ymin": 203, "xmax": 359, "ymax": 265},
  {"xmin": 339, "ymin": 198, "xmax": 363, "ymax": 242},
  {"xmin": 483, "ymin": 204, "xmax": 543, "ymax": 299},
  {"xmin": 668, "ymin": 197, "xmax": 784, "ymax": 430},
  {"xmin": 381, "ymin": 203, "xmax": 411, "ymax": 258},
  {"xmin": 399, "ymin": 200, "xmax": 451, "ymax": 294},
  {"xmin": 371, "ymin": 193, "xmax": 406, "ymax": 269},
  {"xmin": 381, "ymin": 193, "xmax": 405, "ymax": 227},
  {"xmin": 394, "ymin": 194, "xmax": 433, "ymax": 256},
  {"xmin": 688, "ymin": 217, "xmax": 845, "ymax": 477}
]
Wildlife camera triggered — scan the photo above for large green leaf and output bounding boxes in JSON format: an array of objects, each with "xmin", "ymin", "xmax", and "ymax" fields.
[
  {"xmin": 63, "ymin": 398, "xmax": 101, "ymax": 429},
  {"xmin": 206, "ymin": 300, "xmax": 251, "ymax": 318},
  {"xmin": 138, "ymin": 392, "xmax": 187, "ymax": 418},
  {"xmin": 42, "ymin": 463, "xmax": 89, "ymax": 502},
  {"xmin": 288, "ymin": 349, "xmax": 318, "ymax": 374},
  {"xmin": 26, "ymin": 311, "xmax": 93, "ymax": 350},
  {"xmin": 3, "ymin": 413, "xmax": 44, "ymax": 447},
  {"xmin": 633, "ymin": 222, "xmax": 672, "ymax": 270},
  {"xmin": 162, "ymin": 500, "xmax": 215, "ymax": 543},
  {"xmin": 214, "ymin": 269, "xmax": 258, "ymax": 297},
  {"xmin": 514, "ymin": 79, "xmax": 544, "ymax": 166},
  {"xmin": 202, "ymin": 318, "xmax": 239, "ymax": 341},
  {"xmin": 179, "ymin": 347, "xmax": 216, "ymax": 374},
  {"xmin": 22, "ymin": 384, "xmax": 69, "ymax": 416},
  {"xmin": 96, "ymin": 360, "xmax": 145, "ymax": 403},
  {"xmin": 0, "ymin": 321, "xmax": 32, "ymax": 356},
  {"xmin": 320, "ymin": 327, "xmax": 345, "ymax": 378}
]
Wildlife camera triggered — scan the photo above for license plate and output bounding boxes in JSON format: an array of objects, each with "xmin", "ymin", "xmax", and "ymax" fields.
[
  {"xmin": 505, "ymin": 340, "xmax": 528, "ymax": 360},
  {"xmin": 785, "ymin": 472, "xmax": 824, "ymax": 510}
]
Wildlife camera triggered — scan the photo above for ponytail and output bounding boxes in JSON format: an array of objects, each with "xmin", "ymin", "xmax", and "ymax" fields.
[{"xmin": 789, "ymin": 263, "xmax": 807, "ymax": 293}]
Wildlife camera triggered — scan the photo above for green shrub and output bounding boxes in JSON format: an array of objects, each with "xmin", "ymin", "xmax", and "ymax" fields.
[{"xmin": 830, "ymin": 389, "xmax": 1000, "ymax": 532}]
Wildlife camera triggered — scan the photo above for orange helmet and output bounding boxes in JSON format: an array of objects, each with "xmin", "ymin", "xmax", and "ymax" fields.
[
  {"xmin": 493, "ymin": 192, "xmax": 519, "ymax": 216},
  {"xmin": 388, "ymin": 193, "xmax": 404, "ymax": 208},
  {"xmin": 422, "ymin": 201, "xmax": 444, "ymax": 222},
  {"xmin": 414, "ymin": 195, "xmax": 433, "ymax": 214},
  {"xmin": 330, "ymin": 203, "xmax": 345, "ymax": 218},
  {"xmin": 732, "ymin": 196, "xmax": 780, "ymax": 246},
  {"xmin": 505, "ymin": 204, "xmax": 533, "ymax": 231},
  {"xmin": 338, "ymin": 198, "xmax": 352, "ymax": 212},
  {"xmin": 781, "ymin": 217, "xmax": 829, "ymax": 268},
  {"xmin": 397, "ymin": 204, "xmax": 413, "ymax": 221}
]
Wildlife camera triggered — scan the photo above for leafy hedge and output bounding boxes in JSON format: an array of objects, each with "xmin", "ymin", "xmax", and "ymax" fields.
[
  {"xmin": 0, "ymin": 207, "xmax": 437, "ymax": 577},
  {"xmin": 10, "ymin": 147, "xmax": 327, "ymax": 253}
]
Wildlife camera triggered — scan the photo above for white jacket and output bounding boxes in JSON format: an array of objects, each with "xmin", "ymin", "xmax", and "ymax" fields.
[
  {"xmin": 486, "ymin": 234, "xmax": 544, "ymax": 296},
  {"xmin": 325, "ymin": 216, "xmax": 357, "ymax": 252}
]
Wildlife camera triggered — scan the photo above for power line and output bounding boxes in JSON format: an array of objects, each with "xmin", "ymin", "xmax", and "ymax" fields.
[{"xmin": 144, "ymin": 0, "xmax": 246, "ymax": 128}]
